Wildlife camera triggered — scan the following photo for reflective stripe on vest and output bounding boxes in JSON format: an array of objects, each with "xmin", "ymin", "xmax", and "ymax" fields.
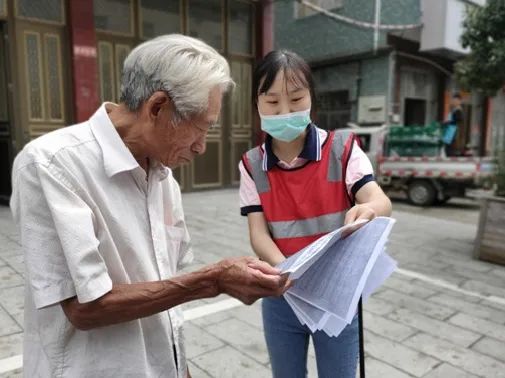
[
  {"xmin": 328, "ymin": 129, "xmax": 352, "ymax": 182},
  {"xmin": 269, "ymin": 210, "xmax": 346, "ymax": 239},
  {"xmin": 244, "ymin": 146, "xmax": 270, "ymax": 193},
  {"xmin": 243, "ymin": 129, "xmax": 354, "ymax": 255}
]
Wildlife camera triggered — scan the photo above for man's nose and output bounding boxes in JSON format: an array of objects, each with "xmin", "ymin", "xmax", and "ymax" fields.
[{"xmin": 191, "ymin": 135, "xmax": 206, "ymax": 155}]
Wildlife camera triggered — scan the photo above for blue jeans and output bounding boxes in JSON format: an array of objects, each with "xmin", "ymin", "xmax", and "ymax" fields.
[{"xmin": 262, "ymin": 296, "xmax": 359, "ymax": 378}]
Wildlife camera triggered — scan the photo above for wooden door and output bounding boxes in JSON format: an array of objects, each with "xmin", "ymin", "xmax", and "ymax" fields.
[{"xmin": 13, "ymin": 0, "xmax": 71, "ymax": 142}]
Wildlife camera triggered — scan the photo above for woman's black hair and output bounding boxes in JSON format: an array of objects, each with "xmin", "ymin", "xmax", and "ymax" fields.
[{"xmin": 252, "ymin": 50, "xmax": 317, "ymax": 114}]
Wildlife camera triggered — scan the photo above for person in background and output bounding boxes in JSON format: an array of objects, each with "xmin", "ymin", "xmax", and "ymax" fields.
[
  {"xmin": 443, "ymin": 93, "xmax": 465, "ymax": 156},
  {"xmin": 238, "ymin": 50, "xmax": 392, "ymax": 378}
]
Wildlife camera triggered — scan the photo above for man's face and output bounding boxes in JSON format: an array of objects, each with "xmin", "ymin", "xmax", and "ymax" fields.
[{"xmin": 147, "ymin": 87, "xmax": 223, "ymax": 169}]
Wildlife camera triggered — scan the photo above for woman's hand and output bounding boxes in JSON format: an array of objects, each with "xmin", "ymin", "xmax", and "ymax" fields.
[
  {"xmin": 342, "ymin": 181, "xmax": 391, "ymax": 237},
  {"xmin": 344, "ymin": 203, "xmax": 377, "ymax": 225},
  {"xmin": 342, "ymin": 204, "xmax": 376, "ymax": 237}
]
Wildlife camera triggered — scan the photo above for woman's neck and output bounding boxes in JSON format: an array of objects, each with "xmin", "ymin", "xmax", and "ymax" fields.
[{"xmin": 271, "ymin": 130, "xmax": 307, "ymax": 164}]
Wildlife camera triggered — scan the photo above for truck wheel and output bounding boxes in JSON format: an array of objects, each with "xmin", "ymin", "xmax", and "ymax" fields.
[{"xmin": 407, "ymin": 180, "xmax": 436, "ymax": 206}]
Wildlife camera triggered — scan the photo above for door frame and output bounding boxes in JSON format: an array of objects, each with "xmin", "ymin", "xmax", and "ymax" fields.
[{"xmin": 0, "ymin": 20, "xmax": 14, "ymax": 200}]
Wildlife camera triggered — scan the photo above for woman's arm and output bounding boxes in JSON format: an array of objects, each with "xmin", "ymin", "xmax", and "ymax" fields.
[
  {"xmin": 345, "ymin": 181, "xmax": 392, "ymax": 225},
  {"xmin": 239, "ymin": 160, "xmax": 286, "ymax": 267},
  {"xmin": 247, "ymin": 212, "xmax": 286, "ymax": 266}
]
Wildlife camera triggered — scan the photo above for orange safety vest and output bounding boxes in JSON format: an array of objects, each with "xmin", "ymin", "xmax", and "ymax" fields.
[{"xmin": 242, "ymin": 130, "xmax": 356, "ymax": 256}]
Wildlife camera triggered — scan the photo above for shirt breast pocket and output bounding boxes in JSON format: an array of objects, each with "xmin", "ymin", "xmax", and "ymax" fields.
[{"xmin": 165, "ymin": 225, "xmax": 185, "ymax": 257}]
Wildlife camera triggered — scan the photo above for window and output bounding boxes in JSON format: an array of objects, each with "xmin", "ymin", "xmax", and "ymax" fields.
[
  {"xmin": 25, "ymin": 32, "xmax": 44, "ymax": 121},
  {"xmin": 295, "ymin": 0, "xmax": 343, "ymax": 19},
  {"xmin": 98, "ymin": 42, "xmax": 115, "ymax": 102},
  {"xmin": 24, "ymin": 30, "xmax": 65, "ymax": 123},
  {"xmin": 140, "ymin": 0, "xmax": 181, "ymax": 39},
  {"xmin": 404, "ymin": 98, "xmax": 426, "ymax": 126},
  {"xmin": 16, "ymin": 0, "xmax": 64, "ymax": 24},
  {"xmin": 228, "ymin": 1, "xmax": 253, "ymax": 55},
  {"xmin": 94, "ymin": 0, "xmax": 134, "ymax": 35},
  {"xmin": 187, "ymin": 0, "xmax": 223, "ymax": 51},
  {"xmin": 230, "ymin": 60, "xmax": 253, "ymax": 184},
  {"xmin": 115, "ymin": 44, "xmax": 131, "ymax": 97},
  {"xmin": 231, "ymin": 61, "xmax": 252, "ymax": 130},
  {"xmin": 98, "ymin": 42, "xmax": 132, "ymax": 103},
  {"xmin": 45, "ymin": 34, "xmax": 64, "ymax": 121},
  {"xmin": 0, "ymin": 0, "xmax": 6, "ymax": 18}
]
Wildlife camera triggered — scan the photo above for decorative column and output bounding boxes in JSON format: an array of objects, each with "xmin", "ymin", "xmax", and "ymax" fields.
[
  {"xmin": 254, "ymin": 0, "xmax": 275, "ymax": 145},
  {"xmin": 68, "ymin": 0, "xmax": 100, "ymax": 122}
]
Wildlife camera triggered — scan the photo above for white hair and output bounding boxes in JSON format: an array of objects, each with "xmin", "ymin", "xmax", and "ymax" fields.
[{"xmin": 119, "ymin": 34, "xmax": 234, "ymax": 119}]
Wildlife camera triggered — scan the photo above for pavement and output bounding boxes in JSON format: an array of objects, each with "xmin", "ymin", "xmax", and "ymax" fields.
[{"xmin": 0, "ymin": 190, "xmax": 504, "ymax": 378}]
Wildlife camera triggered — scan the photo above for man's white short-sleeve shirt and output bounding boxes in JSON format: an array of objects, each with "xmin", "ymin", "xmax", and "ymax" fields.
[{"xmin": 10, "ymin": 103, "xmax": 193, "ymax": 378}]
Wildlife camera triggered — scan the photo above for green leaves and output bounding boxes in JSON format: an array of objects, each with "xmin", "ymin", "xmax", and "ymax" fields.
[{"xmin": 455, "ymin": 0, "xmax": 505, "ymax": 94}]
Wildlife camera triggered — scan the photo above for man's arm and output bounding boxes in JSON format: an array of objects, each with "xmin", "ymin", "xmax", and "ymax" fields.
[{"xmin": 61, "ymin": 257, "xmax": 289, "ymax": 330}]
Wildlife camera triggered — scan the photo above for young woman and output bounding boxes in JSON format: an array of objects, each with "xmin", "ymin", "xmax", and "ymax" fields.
[{"xmin": 239, "ymin": 50, "xmax": 392, "ymax": 378}]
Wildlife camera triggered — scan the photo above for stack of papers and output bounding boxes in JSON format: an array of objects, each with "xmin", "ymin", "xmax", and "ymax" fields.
[{"xmin": 277, "ymin": 217, "xmax": 397, "ymax": 337}]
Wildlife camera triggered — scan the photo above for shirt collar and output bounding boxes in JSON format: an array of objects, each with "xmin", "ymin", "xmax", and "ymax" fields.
[
  {"xmin": 89, "ymin": 103, "xmax": 143, "ymax": 178},
  {"xmin": 262, "ymin": 123, "xmax": 321, "ymax": 171},
  {"xmin": 89, "ymin": 103, "xmax": 171, "ymax": 180}
]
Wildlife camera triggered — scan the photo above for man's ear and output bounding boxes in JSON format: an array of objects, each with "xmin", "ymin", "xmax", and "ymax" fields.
[{"xmin": 146, "ymin": 91, "xmax": 169, "ymax": 120}]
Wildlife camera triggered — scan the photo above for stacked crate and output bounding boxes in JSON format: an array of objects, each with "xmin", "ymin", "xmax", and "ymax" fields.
[{"xmin": 386, "ymin": 123, "xmax": 443, "ymax": 157}]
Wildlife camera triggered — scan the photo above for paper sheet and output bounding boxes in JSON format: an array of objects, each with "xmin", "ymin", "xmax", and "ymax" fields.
[{"xmin": 276, "ymin": 217, "xmax": 397, "ymax": 337}]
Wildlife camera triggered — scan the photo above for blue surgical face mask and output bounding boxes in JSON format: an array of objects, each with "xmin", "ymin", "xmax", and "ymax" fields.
[{"xmin": 260, "ymin": 108, "xmax": 312, "ymax": 142}]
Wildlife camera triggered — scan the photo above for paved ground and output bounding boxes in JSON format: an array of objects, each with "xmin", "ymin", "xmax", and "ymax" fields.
[{"xmin": 0, "ymin": 190, "xmax": 504, "ymax": 377}]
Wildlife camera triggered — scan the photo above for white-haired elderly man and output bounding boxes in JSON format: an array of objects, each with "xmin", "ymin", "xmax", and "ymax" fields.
[{"xmin": 10, "ymin": 34, "xmax": 289, "ymax": 378}]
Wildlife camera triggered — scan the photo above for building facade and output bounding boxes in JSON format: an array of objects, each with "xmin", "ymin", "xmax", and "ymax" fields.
[
  {"xmin": 274, "ymin": 0, "xmax": 492, "ymax": 157},
  {"xmin": 0, "ymin": 0, "xmax": 273, "ymax": 198}
]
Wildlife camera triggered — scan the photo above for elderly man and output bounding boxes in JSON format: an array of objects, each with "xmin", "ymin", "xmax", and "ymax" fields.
[{"xmin": 10, "ymin": 35, "xmax": 289, "ymax": 378}]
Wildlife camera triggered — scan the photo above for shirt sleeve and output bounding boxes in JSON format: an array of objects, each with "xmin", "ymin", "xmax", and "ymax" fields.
[
  {"xmin": 346, "ymin": 141, "xmax": 375, "ymax": 198},
  {"xmin": 10, "ymin": 160, "xmax": 112, "ymax": 309},
  {"xmin": 238, "ymin": 160, "xmax": 263, "ymax": 216}
]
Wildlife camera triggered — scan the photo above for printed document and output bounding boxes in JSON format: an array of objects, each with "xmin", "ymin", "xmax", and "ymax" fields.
[{"xmin": 276, "ymin": 217, "xmax": 397, "ymax": 337}]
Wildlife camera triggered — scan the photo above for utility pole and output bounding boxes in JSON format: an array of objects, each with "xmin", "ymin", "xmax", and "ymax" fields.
[{"xmin": 373, "ymin": 0, "xmax": 381, "ymax": 54}]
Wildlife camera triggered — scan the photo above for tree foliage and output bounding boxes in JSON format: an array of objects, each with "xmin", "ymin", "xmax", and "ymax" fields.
[
  {"xmin": 455, "ymin": 0, "xmax": 505, "ymax": 196},
  {"xmin": 455, "ymin": 0, "xmax": 505, "ymax": 95}
]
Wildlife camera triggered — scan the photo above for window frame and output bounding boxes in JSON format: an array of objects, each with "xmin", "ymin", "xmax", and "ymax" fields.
[
  {"xmin": 15, "ymin": 0, "xmax": 66, "ymax": 26},
  {"xmin": 94, "ymin": 0, "xmax": 135, "ymax": 37},
  {"xmin": 186, "ymin": 0, "xmax": 225, "ymax": 53},
  {"xmin": 227, "ymin": 0, "xmax": 255, "ymax": 57},
  {"xmin": 138, "ymin": 0, "xmax": 183, "ymax": 40},
  {"xmin": 0, "ymin": 0, "xmax": 7, "ymax": 19}
]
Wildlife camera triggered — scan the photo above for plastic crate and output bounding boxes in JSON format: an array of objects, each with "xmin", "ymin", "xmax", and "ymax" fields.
[{"xmin": 386, "ymin": 123, "xmax": 443, "ymax": 156}]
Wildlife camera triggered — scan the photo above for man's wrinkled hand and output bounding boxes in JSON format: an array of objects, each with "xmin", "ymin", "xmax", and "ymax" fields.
[{"xmin": 215, "ymin": 257, "xmax": 291, "ymax": 305}]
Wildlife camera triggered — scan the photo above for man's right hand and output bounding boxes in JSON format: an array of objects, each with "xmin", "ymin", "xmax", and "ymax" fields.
[{"xmin": 214, "ymin": 257, "xmax": 290, "ymax": 305}]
